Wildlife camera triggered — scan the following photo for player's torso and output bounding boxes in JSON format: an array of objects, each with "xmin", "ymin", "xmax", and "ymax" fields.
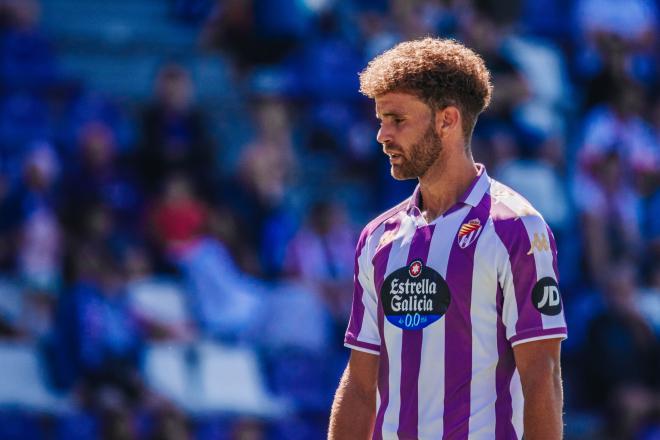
[{"xmin": 370, "ymin": 203, "xmax": 522, "ymax": 440}]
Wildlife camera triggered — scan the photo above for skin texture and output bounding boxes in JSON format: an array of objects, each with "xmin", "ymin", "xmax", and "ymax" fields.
[
  {"xmin": 513, "ymin": 339, "xmax": 564, "ymax": 440},
  {"xmin": 328, "ymin": 350, "xmax": 378, "ymax": 440},
  {"xmin": 328, "ymin": 92, "xmax": 564, "ymax": 439},
  {"xmin": 375, "ymin": 92, "xmax": 477, "ymax": 223}
]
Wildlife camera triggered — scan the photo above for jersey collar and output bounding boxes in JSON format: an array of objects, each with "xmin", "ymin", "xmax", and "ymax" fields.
[{"xmin": 406, "ymin": 163, "xmax": 490, "ymax": 218}]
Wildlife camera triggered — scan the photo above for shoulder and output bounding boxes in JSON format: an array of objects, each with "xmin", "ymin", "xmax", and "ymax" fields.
[
  {"xmin": 356, "ymin": 198, "xmax": 409, "ymax": 248},
  {"xmin": 487, "ymin": 178, "xmax": 551, "ymax": 250}
]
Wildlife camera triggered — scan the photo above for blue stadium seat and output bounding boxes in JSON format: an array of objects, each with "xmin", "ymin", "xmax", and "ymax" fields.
[
  {"xmin": 0, "ymin": 342, "xmax": 72, "ymax": 412},
  {"xmin": 127, "ymin": 277, "xmax": 192, "ymax": 337}
]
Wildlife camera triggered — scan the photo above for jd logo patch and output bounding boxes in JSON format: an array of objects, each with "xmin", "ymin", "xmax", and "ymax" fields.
[
  {"xmin": 532, "ymin": 277, "xmax": 562, "ymax": 316},
  {"xmin": 381, "ymin": 260, "xmax": 451, "ymax": 330}
]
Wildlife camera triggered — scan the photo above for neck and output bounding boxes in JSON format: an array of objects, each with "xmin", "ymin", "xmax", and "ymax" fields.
[{"xmin": 418, "ymin": 148, "xmax": 478, "ymax": 222}]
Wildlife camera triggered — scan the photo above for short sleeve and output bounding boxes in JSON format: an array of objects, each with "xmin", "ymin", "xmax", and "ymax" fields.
[
  {"xmin": 344, "ymin": 229, "xmax": 381, "ymax": 355},
  {"xmin": 498, "ymin": 215, "xmax": 567, "ymax": 346}
]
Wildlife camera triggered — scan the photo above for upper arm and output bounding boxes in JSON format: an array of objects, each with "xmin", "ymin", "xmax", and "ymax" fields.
[
  {"xmin": 513, "ymin": 338, "xmax": 562, "ymax": 386},
  {"xmin": 345, "ymin": 349, "xmax": 379, "ymax": 399},
  {"xmin": 496, "ymin": 214, "xmax": 568, "ymax": 346}
]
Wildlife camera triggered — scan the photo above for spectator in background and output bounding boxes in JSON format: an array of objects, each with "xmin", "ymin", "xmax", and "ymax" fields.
[
  {"xmin": 147, "ymin": 173, "xmax": 266, "ymax": 342},
  {"xmin": 575, "ymin": 84, "xmax": 659, "ymax": 285},
  {"xmin": 60, "ymin": 91, "xmax": 136, "ymax": 158},
  {"xmin": 580, "ymin": 260, "xmax": 660, "ymax": 439},
  {"xmin": 200, "ymin": 0, "xmax": 312, "ymax": 69},
  {"xmin": 284, "ymin": 201, "xmax": 356, "ymax": 326},
  {"xmin": 574, "ymin": 0, "xmax": 659, "ymax": 101},
  {"xmin": 460, "ymin": 12, "xmax": 530, "ymax": 127},
  {"xmin": 237, "ymin": 98, "xmax": 297, "ymax": 211},
  {"xmin": 234, "ymin": 97, "xmax": 297, "ymax": 267},
  {"xmin": 149, "ymin": 174, "xmax": 208, "ymax": 257},
  {"xmin": 60, "ymin": 121, "xmax": 142, "ymax": 238},
  {"xmin": 4, "ymin": 143, "xmax": 62, "ymax": 292},
  {"xmin": 0, "ymin": 144, "xmax": 59, "ymax": 345},
  {"xmin": 0, "ymin": 0, "xmax": 58, "ymax": 91},
  {"xmin": 54, "ymin": 247, "xmax": 150, "ymax": 439},
  {"xmin": 0, "ymin": 93, "xmax": 50, "ymax": 184},
  {"xmin": 138, "ymin": 63, "xmax": 215, "ymax": 199}
]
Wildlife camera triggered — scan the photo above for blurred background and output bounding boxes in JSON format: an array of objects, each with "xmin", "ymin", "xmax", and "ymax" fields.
[{"xmin": 0, "ymin": 0, "xmax": 658, "ymax": 438}]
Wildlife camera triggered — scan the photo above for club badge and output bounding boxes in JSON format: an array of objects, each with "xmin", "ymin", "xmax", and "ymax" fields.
[{"xmin": 457, "ymin": 218, "xmax": 483, "ymax": 249}]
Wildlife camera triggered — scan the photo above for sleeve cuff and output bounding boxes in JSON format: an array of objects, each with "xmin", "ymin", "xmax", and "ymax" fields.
[
  {"xmin": 344, "ymin": 337, "xmax": 380, "ymax": 355},
  {"xmin": 509, "ymin": 327, "xmax": 567, "ymax": 347}
]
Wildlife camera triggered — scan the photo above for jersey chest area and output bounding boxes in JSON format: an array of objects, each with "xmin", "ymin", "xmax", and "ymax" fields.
[{"xmin": 372, "ymin": 213, "xmax": 501, "ymax": 332}]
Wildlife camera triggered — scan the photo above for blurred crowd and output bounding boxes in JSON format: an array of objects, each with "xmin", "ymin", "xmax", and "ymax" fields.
[{"xmin": 0, "ymin": 0, "xmax": 659, "ymax": 438}]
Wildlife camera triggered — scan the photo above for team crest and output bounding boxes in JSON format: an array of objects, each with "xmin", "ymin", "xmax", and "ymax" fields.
[{"xmin": 457, "ymin": 218, "xmax": 483, "ymax": 249}]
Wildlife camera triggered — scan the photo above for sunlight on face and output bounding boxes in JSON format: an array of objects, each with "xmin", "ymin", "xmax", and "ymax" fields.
[{"xmin": 375, "ymin": 93, "xmax": 443, "ymax": 180}]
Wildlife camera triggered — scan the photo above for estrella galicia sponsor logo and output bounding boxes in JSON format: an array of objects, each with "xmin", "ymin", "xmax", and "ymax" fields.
[
  {"xmin": 532, "ymin": 277, "xmax": 562, "ymax": 316},
  {"xmin": 381, "ymin": 260, "xmax": 451, "ymax": 330}
]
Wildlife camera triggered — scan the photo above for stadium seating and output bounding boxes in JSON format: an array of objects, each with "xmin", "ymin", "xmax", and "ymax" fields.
[
  {"xmin": 0, "ymin": 342, "xmax": 71, "ymax": 412},
  {"xmin": 142, "ymin": 341, "xmax": 286, "ymax": 417}
]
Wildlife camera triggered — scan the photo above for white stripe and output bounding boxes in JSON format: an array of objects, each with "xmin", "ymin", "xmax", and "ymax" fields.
[
  {"xmin": 493, "ymin": 233, "xmax": 519, "ymax": 341},
  {"xmin": 519, "ymin": 216, "xmax": 566, "ymax": 330},
  {"xmin": 356, "ymin": 223, "xmax": 386, "ymax": 346},
  {"xmin": 509, "ymin": 369, "xmax": 524, "ymax": 439},
  {"xmin": 467, "ymin": 219, "xmax": 499, "ymax": 440},
  {"xmin": 417, "ymin": 209, "xmax": 467, "ymax": 439},
  {"xmin": 381, "ymin": 216, "xmax": 416, "ymax": 435},
  {"xmin": 464, "ymin": 170, "xmax": 491, "ymax": 207}
]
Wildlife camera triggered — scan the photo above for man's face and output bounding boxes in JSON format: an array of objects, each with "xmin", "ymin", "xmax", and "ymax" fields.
[{"xmin": 375, "ymin": 92, "xmax": 443, "ymax": 180}]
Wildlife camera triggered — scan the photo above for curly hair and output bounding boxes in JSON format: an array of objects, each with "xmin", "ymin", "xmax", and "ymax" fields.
[{"xmin": 359, "ymin": 37, "xmax": 493, "ymax": 140}]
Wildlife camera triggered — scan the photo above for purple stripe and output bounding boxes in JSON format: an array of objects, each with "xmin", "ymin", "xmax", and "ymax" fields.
[
  {"xmin": 397, "ymin": 225, "xmax": 436, "ymax": 439},
  {"xmin": 443, "ymin": 196, "xmax": 490, "ymax": 439},
  {"xmin": 509, "ymin": 327, "xmax": 568, "ymax": 345},
  {"xmin": 494, "ymin": 283, "xmax": 516, "ymax": 439},
  {"xmin": 345, "ymin": 234, "xmax": 370, "ymax": 346},
  {"xmin": 491, "ymin": 204, "xmax": 543, "ymax": 337},
  {"xmin": 372, "ymin": 219, "xmax": 401, "ymax": 439},
  {"xmin": 345, "ymin": 339, "xmax": 380, "ymax": 353}
]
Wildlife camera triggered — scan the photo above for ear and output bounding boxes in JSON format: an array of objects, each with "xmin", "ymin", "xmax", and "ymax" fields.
[{"xmin": 434, "ymin": 106, "xmax": 461, "ymax": 136}]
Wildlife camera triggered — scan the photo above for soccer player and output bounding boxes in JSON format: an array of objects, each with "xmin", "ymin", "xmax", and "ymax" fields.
[{"xmin": 328, "ymin": 38, "xmax": 567, "ymax": 440}]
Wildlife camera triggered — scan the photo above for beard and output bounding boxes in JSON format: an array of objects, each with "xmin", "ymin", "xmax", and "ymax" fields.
[{"xmin": 389, "ymin": 123, "xmax": 443, "ymax": 180}]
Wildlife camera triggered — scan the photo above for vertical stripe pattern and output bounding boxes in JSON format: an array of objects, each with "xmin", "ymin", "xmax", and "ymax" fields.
[
  {"xmin": 373, "ymin": 218, "xmax": 403, "ymax": 439},
  {"xmin": 494, "ymin": 283, "xmax": 516, "ymax": 438},
  {"xmin": 443, "ymin": 195, "xmax": 490, "ymax": 439},
  {"xmin": 342, "ymin": 167, "xmax": 567, "ymax": 440},
  {"xmin": 398, "ymin": 225, "xmax": 436, "ymax": 439}
]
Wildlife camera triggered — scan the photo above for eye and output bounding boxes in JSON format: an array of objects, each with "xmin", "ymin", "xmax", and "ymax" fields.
[{"xmin": 394, "ymin": 118, "xmax": 404, "ymax": 125}]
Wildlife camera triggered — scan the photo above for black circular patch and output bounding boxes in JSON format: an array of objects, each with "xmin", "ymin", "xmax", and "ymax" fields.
[
  {"xmin": 531, "ymin": 277, "xmax": 562, "ymax": 316},
  {"xmin": 381, "ymin": 261, "xmax": 451, "ymax": 330}
]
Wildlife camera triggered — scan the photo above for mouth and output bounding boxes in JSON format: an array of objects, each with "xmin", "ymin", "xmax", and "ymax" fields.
[{"xmin": 387, "ymin": 152, "xmax": 403, "ymax": 164}]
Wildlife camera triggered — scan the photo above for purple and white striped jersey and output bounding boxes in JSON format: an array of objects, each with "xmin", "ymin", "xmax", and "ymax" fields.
[{"xmin": 344, "ymin": 164, "xmax": 567, "ymax": 440}]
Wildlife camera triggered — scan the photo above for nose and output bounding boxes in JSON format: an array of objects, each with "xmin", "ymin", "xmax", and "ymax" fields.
[{"xmin": 377, "ymin": 125, "xmax": 392, "ymax": 146}]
